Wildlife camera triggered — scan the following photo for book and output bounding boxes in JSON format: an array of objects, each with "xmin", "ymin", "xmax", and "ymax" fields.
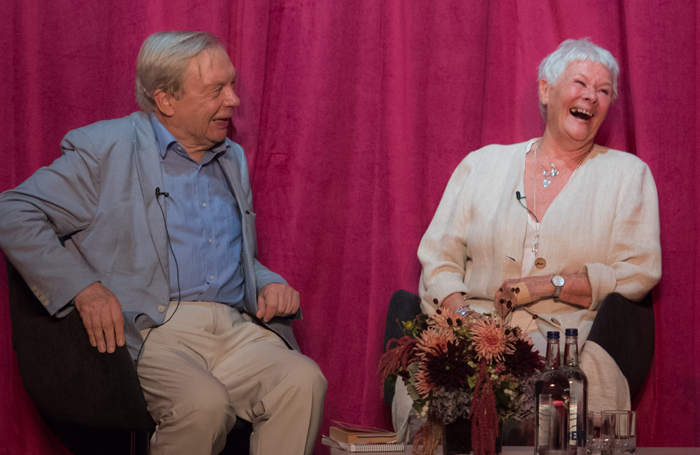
[
  {"xmin": 322, "ymin": 436, "xmax": 405, "ymax": 453},
  {"xmin": 329, "ymin": 421, "xmax": 398, "ymax": 444}
]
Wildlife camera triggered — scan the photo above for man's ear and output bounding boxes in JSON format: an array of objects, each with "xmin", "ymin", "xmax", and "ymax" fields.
[
  {"xmin": 153, "ymin": 89, "xmax": 175, "ymax": 117},
  {"xmin": 538, "ymin": 79, "xmax": 549, "ymax": 107}
]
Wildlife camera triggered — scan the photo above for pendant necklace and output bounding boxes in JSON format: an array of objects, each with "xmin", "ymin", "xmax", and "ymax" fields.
[
  {"xmin": 537, "ymin": 145, "xmax": 589, "ymax": 188},
  {"xmin": 532, "ymin": 143, "xmax": 541, "ymax": 254},
  {"xmin": 531, "ymin": 141, "xmax": 590, "ymax": 256},
  {"xmin": 537, "ymin": 148, "xmax": 559, "ymax": 187}
]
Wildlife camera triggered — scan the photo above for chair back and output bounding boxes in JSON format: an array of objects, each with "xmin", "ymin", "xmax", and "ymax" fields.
[
  {"xmin": 7, "ymin": 259, "xmax": 155, "ymax": 432},
  {"xmin": 382, "ymin": 290, "xmax": 422, "ymax": 406},
  {"xmin": 587, "ymin": 292, "xmax": 655, "ymax": 401}
]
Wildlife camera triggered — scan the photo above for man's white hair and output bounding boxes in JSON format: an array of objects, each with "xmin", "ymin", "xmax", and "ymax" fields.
[
  {"xmin": 538, "ymin": 38, "xmax": 620, "ymax": 118},
  {"xmin": 136, "ymin": 31, "xmax": 224, "ymax": 113}
]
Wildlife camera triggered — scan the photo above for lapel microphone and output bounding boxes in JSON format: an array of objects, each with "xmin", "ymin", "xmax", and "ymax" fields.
[
  {"xmin": 138, "ymin": 186, "xmax": 180, "ymax": 367},
  {"xmin": 515, "ymin": 191, "xmax": 539, "ymax": 223}
]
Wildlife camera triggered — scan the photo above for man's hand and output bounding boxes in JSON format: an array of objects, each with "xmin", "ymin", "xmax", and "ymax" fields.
[
  {"xmin": 74, "ymin": 282, "xmax": 125, "ymax": 353},
  {"xmin": 256, "ymin": 283, "xmax": 300, "ymax": 322}
]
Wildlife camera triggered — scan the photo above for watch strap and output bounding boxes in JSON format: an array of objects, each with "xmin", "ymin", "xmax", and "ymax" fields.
[{"xmin": 551, "ymin": 275, "xmax": 565, "ymax": 299}]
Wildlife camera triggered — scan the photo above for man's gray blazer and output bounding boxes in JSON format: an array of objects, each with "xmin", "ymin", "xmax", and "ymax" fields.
[{"xmin": 0, "ymin": 112, "xmax": 299, "ymax": 359}]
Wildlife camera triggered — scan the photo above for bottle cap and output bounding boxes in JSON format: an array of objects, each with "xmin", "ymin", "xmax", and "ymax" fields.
[
  {"xmin": 565, "ymin": 328, "xmax": 578, "ymax": 336},
  {"xmin": 547, "ymin": 331, "xmax": 560, "ymax": 339}
]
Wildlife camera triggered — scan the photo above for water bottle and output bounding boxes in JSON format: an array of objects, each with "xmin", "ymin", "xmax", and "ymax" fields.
[
  {"xmin": 562, "ymin": 328, "xmax": 588, "ymax": 455},
  {"xmin": 535, "ymin": 331, "xmax": 569, "ymax": 455}
]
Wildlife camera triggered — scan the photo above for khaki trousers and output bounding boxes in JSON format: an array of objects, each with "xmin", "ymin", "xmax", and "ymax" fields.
[{"xmin": 137, "ymin": 301, "xmax": 327, "ymax": 455}]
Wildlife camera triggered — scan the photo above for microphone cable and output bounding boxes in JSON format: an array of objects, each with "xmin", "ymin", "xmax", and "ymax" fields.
[
  {"xmin": 515, "ymin": 190, "xmax": 539, "ymax": 223},
  {"xmin": 135, "ymin": 187, "xmax": 182, "ymax": 367}
]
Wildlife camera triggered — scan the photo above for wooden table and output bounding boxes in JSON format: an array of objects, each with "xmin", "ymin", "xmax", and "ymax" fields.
[{"xmin": 329, "ymin": 446, "xmax": 700, "ymax": 455}]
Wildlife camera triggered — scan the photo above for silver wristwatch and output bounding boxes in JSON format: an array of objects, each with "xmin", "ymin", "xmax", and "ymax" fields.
[{"xmin": 551, "ymin": 275, "xmax": 565, "ymax": 299}]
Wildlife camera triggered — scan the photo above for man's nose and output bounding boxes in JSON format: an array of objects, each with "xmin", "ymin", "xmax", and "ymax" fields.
[{"xmin": 223, "ymin": 85, "xmax": 240, "ymax": 107}]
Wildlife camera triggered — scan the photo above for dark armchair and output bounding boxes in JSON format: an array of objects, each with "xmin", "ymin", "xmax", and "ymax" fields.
[
  {"xmin": 7, "ymin": 259, "xmax": 253, "ymax": 455},
  {"xmin": 7, "ymin": 259, "xmax": 155, "ymax": 454}
]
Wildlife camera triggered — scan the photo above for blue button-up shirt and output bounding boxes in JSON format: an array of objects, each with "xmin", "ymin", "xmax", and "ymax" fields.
[{"xmin": 150, "ymin": 114, "xmax": 245, "ymax": 308}]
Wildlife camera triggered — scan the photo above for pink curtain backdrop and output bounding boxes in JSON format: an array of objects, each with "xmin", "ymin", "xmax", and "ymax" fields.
[{"xmin": 1, "ymin": 1, "xmax": 698, "ymax": 453}]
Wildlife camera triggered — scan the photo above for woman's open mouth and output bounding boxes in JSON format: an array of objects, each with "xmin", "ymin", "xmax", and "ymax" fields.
[{"xmin": 570, "ymin": 108, "xmax": 593, "ymax": 122}]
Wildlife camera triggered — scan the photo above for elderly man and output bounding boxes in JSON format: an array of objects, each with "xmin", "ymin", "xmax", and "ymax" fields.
[{"xmin": 0, "ymin": 31, "xmax": 327, "ymax": 455}]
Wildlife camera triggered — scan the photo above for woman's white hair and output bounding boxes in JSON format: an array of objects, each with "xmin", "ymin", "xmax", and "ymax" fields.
[
  {"xmin": 538, "ymin": 38, "xmax": 620, "ymax": 118},
  {"xmin": 136, "ymin": 31, "xmax": 224, "ymax": 113}
]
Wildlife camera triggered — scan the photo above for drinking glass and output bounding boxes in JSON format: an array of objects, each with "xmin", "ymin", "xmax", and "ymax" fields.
[
  {"xmin": 587, "ymin": 410, "xmax": 611, "ymax": 455},
  {"xmin": 601, "ymin": 411, "xmax": 636, "ymax": 454}
]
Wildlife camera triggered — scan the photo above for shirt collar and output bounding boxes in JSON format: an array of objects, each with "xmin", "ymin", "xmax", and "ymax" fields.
[
  {"xmin": 148, "ymin": 113, "xmax": 229, "ymax": 160},
  {"xmin": 149, "ymin": 113, "xmax": 178, "ymax": 158}
]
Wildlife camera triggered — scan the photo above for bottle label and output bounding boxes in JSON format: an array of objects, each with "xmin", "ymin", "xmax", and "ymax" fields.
[
  {"xmin": 538, "ymin": 396, "xmax": 551, "ymax": 444},
  {"xmin": 569, "ymin": 402, "xmax": 577, "ymax": 444},
  {"xmin": 537, "ymin": 393, "xmax": 568, "ymax": 451},
  {"xmin": 569, "ymin": 383, "xmax": 584, "ymax": 446}
]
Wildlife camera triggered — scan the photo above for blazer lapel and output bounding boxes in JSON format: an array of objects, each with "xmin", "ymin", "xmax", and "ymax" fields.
[
  {"xmin": 131, "ymin": 113, "xmax": 170, "ymax": 280},
  {"xmin": 218, "ymin": 153, "xmax": 258, "ymax": 315},
  {"xmin": 218, "ymin": 152, "xmax": 244, "ymax": 205}
]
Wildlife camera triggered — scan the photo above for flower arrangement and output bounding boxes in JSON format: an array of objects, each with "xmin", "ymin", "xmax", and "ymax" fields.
[{"xmin": 379, "ymin": 308, "xmax": 544, "ymax": 455}]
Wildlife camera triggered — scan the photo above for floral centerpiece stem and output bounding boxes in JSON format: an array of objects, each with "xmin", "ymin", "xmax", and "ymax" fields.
[
  {"xmin": 412, "ymin": 413, "xmax": 442, "ymax": 455},
  {"xmin": 471, "ymin": 360, "xmax": 499, "ymax": 455}
]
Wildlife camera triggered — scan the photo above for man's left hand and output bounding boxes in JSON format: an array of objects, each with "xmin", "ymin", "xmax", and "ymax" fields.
[{"xmin": 257, "ymin": 283, "xmax": 300, "ymax": 322}]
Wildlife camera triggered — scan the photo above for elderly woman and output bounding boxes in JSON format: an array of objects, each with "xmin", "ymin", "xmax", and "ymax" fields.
[{"xmin": 409, "ymin": 38, "xmax": 660, "ymax": 427}]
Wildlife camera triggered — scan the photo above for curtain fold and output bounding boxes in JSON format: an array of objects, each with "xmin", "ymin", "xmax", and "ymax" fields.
[{"xmin": 0, "ymin": 1, "xmax": 698, "ymax": 453}]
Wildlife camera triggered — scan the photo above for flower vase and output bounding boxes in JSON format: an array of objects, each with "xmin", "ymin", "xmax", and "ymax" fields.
[{"xmin": 443, "ymin": 416, "xmax": 502, "ymax": 455}]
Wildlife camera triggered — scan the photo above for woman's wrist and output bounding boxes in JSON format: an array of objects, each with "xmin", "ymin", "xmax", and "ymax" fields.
[
  {"xmin": 440, "ymin": 292, "xmax": 467, "ymax": 312},
  {"xmin": 536, "ymin": 273, "xmax": 592, "ymax": 308}
]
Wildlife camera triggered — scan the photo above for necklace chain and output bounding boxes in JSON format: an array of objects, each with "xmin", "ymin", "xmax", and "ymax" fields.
[
  {"xmin": 531, "ymin": 140, "xmax": 590, "ymax": 255},
  {"xmin": 537, "ymin": 149, "xmax": 559, "ymax": 187},
  {"xmin": 532, "ymin": 143, "xmax": 541, "ymax": 254},
  {"xmin": 536, "ymin": 147, "xmax": 586, "ymax": 188}
]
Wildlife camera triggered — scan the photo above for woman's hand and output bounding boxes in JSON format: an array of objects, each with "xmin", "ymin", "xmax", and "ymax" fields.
[
  {"xmin": 440, "ymin": 292, "xmax": 467, "ymax": 314},
  {"xmin": 495, "ymin": 274, "xmax": 593, "ymax": 318},
  {"xmin": 494, "ymin": 276, "xmax": 553, "ymax": 318}
]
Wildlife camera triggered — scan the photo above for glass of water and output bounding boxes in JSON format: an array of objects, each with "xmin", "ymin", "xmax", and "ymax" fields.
[
  {"xmin": 601, "ymin": 410, "xmax": 636, "ymax": 454},
  {"xmin": 587, "ymin": 410, "xmax": 611, "ymax": 455}
]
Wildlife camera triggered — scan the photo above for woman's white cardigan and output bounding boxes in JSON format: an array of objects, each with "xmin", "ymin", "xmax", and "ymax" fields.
[
  {"xmin": 418, "ymin": 139, "xmax": 661, "ymax": 320},
  {"xmin": 392, "ymin": 140, "xmax": 662, "ymax": 428}
]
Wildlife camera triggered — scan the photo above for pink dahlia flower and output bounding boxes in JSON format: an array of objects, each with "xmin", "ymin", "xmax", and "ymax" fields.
[
  {"xmin": 471, "ymin": 319, "xmax": 511, "ymax": 362},
  {"xmin": 417, "ymin": 327, "xmax": 454, "ymax": 358}
]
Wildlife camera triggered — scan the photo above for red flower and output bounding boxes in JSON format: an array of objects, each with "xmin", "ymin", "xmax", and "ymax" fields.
[
  {"xmin": 415, "ymin": 340, "xmax": 476, "ymax": 396},
  {"xmin": 502, "ymin": 336, "xmax": 544, "ymax": 378}
]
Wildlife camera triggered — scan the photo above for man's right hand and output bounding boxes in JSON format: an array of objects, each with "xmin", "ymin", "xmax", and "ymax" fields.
[{"xmin": 74, "ymin": 282, "xmax": 125, "ymax": 353}]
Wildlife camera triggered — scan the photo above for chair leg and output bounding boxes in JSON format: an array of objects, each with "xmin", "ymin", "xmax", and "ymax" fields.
[{"xmin": 131, "ymin": 430, "xmax": 151, "ymax": 455}]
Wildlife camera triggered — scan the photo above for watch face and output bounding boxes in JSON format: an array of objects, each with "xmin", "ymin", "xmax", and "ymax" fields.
[{"xmin": 552, "ymin": 275, "xmax": 565, "ymax": 287}]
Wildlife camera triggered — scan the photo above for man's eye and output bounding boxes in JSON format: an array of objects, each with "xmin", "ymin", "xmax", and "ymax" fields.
[
  {"xmin": 600, "ymin": 89, "xmax": 609, "ymax": 95},
  {"xmin": 575, "ymin": 80, "xmax": 585, "ymax": 86}
]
